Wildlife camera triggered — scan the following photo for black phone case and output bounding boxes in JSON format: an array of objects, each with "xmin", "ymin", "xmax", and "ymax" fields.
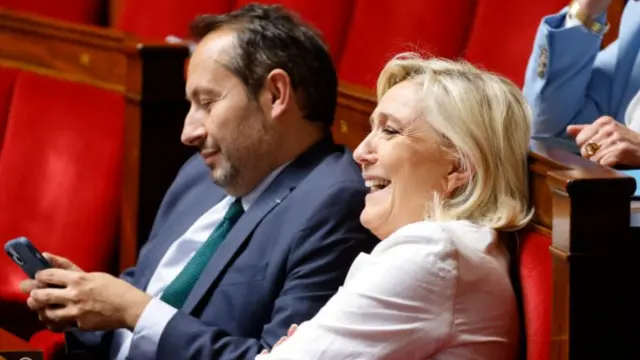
[{"xmin": 4, "ymin": 237, "xmax": 52, "ymax": 278}]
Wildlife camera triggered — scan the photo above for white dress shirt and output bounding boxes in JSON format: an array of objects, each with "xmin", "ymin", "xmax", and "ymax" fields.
[
  {"xmin": 110, "ymin": 164, "xmax": 287, "ymax": 360},
  {"xmin": 257, "ymin": 220, "xmax": 519, "ymax": 360}
]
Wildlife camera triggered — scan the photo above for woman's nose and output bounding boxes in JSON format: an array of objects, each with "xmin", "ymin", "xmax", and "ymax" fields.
[{"xmin": 353, "ymin": 135, "xmax": 377, "ymax": 166}]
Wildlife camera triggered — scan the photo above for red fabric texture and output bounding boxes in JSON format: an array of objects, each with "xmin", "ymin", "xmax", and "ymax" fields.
[
  {"xmin": 0, "ymin": 0, "xmax": 100, "ymax": 24},
  {"xmin": 116, "ymin": 0, "xmax": 235, "ymax": 40},
  {"xmin": 28, "ymin": 330, "xmax": 65, "ymax": 360},
  {"xmin": 0, "ymin": 72, "xmax": 124, "ymax": 338},
  {"xmin": 339, "ymin": 0, "xmax": 477, "ymax": 88},
  {"xmin": 463, "ymin": 0, "xmax": 567, "ymax": 87},
  {"xmin": 519, "ymin": 231, "xmax": 552, "ymax": 360},
  {"xmin": 0, "ymin": 67, "xmax": 20, "ymax": 154},
  {"xmin": 234, "ymin": 0, "xmax": 356, "ymax": 64}
]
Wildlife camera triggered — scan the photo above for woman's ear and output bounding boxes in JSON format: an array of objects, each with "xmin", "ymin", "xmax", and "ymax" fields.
[
  {"xmin": 263, "ymin": 69, "xmax": 292, "ymax": 120},
  {"xmin": 445, "ymin": 155, "xmax": 475, "ymax": 196}
]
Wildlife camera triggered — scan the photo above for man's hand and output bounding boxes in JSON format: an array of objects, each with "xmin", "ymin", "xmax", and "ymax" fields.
[
  {"xmin": 567, "ymin": 116, "xmax": 640, "ymax": 167},
  {"xmin": 27, "ymin": 269, "xmax": 151, "ymax": 332},
  {"xmin": 20, "ymin": 253, "xmax": 82, "ymax": 293},
  {"xmin": 576, "ymin": 0, "xmax": 613, "ymax": 18},
  {"xmin": 19, "ymin": 253, "xmax": 82, "ymax": 332}
]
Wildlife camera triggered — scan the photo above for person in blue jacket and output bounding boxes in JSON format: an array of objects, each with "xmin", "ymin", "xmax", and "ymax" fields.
[{"xmin": 524, "ymin": 0, "xmax": 640, "ymax": 167}]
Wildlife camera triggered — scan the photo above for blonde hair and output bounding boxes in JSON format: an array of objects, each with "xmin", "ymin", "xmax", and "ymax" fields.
[{"xmin": 377, "ymin": 53, "xmax": 533, "ymax": 231}]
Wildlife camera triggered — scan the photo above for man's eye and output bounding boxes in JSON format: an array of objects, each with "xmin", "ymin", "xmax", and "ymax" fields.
[{"xmin": 200, "ymin": 101, "xmax": 214, "ymax": 111}]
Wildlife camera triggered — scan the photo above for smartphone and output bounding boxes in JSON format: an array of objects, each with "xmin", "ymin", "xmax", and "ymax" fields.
[{"xmin": 4, "ymin": 236, "xmax": 53, "ymax": 279}]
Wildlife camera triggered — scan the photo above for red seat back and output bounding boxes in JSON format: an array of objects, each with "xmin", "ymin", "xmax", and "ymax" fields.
[
  {"xmin": 339, "ymin": 0, "xmax": 477, "ymax": 88},
  {"xmin": 0, "ymin": 67, "xmax": 19, "ymax": 154},
  {"xmin": 0, "ymin": 0, "xmax": 101, "ymax": 24},
  {"xmin": 463, "ymin": 0, "xmax": 567, "ymax": 87},
  {"xmin": 235, "ymin": 0, "xmax": 356, "ymax": 64},
  {"xmin": 519, "ymin": 231, "xmax": 552, "ymax": 360},
  {"xmin": 116, "ymin": 0, "xmax": 235, "ymax": 40},
  {"xmin": 0, "ymin": 72, "xmax": 125, "ymax": 302}
]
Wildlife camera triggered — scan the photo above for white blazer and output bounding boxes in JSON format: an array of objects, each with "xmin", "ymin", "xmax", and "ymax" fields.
[{"xmin": 257, "ymin": 220, "xmax": 519, "ymax": 360}]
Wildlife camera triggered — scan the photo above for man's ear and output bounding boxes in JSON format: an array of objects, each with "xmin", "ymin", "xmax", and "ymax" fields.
[
  {"xmin": 263, "ymin": 69, "xmax": 292, "ymax": 120},
  {"xmin": 445, "ymin": 156, "xmax": 475, "ymax": 196}
]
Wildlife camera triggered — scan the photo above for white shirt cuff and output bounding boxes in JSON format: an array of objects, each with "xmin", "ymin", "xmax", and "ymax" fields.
[{"xmin": 129, "ymin": 298, "xmax": 178, "ymax": 359}]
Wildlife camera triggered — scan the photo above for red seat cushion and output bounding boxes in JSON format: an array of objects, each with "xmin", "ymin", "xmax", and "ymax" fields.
[
  {"xmin": 519, "ymin": 231, "xmax": 552, "ymax": 360},
  {"xmin": 116, "ymin": 0, "xmax": 235, "ymax": 41},
  {"xmin": 339, "ymin": 0, "xmax": 477, "ymax": 88},
  {"xmin": 0, "ymin": 72, "xmax": 125, "ymax": 337},
  {"xmin": 0, "ymin": 0, "xmax": 101, "ymax": 24},
  {"xmin": 29, "ymin": 330, "xmax": 65, "ymax": 360},
  {"xmin": 463, "ymin": 0, "xmax": 567, "ymax": 87},
  {"xmin": 0, "ymin": 67, "xmax": 20, "ymax": 154},
  {"xmin": 235, "ymin": 0, "xmax": 356, "ymax": 65}
]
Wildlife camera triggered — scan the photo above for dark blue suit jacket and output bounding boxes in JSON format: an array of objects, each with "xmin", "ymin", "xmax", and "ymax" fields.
[{"xmin": 68, "ymin": 136, "xmax": 377, "ymax": 359}]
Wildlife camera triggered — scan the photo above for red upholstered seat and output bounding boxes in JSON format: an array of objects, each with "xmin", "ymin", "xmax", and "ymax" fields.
[
  {"xmin": 0, "ymin": 72, "xmax": 124, "ymax": 340},
  {"xmin": 519, "ymin": 231, "xmax": 552, "ymax": 360},
  {"xmin": 0, "ymin": 0, "xmax": 101, "ymax": 24},
  {"xmin": 339, "ymin": 0, "xmax": 477, "ymax": 88},
  {"xmin": 235, "ymin": 0, "xmax": 356, "ymax": 64},
  {"xmin": 463, "ymin": 0, "xmax": 567, "ymax": 87},
  {"xmin": 0, "ymin": 67, "xmax": 19, "ymax": 154},
  {"xmin": 116, "ymin": 0, "xmax": 235, "ymax": 41},
  {"xmin": 28, "ymin": 330, "xmax": 65, "ymax": 360}
]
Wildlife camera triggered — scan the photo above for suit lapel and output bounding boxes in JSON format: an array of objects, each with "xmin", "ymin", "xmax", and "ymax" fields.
[
  {"xmin": 181, "ymin": 135, "xmax": 338, "ymax": 313},
  {"xmin": 133, "ymin": 181, "xmax": 226, "ymax": 290}
]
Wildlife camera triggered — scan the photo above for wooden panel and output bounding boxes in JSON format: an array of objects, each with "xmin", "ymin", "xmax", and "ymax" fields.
[{"xmin": 0, "ymin": 328, "xmax": 32, "ymax": 350}]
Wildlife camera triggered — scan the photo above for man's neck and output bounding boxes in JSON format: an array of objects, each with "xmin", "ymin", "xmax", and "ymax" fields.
[{"xmin": 227, "ymin": 126, "xmax": 326, "ymax": 197}]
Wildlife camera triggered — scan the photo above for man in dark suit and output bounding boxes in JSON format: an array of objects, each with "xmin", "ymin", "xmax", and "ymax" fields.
[{"xmin": 19, "ymin": 4, "xmax": 377, "ymax": 359}]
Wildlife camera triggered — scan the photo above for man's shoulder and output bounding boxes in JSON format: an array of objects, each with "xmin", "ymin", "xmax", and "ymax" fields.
[{"xmin": 300, "ymin": 144, "xmax": 364, "ymax": 191}]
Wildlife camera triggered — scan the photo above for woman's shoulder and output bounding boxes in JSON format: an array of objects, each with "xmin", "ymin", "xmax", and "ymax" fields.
[
  {"xmin": 370, "ymin": 220, "xmax": 505, "ymax": 276},
  {"xmin": 374, "ymin": 220, "xmax": 494, "ymax": 255}
]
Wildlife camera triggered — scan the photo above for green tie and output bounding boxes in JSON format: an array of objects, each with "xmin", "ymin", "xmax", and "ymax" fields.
[{"xmin": 160, "ymin": 198, "xmax": 245, "ymax": 309}]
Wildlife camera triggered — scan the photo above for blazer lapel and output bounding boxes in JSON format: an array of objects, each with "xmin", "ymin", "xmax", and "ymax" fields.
[
  {"xmin": 181, "ymin": 135, "xmax": 338, "ymax": 313},
  {"xmin": 133, "ymin": 181, "xmax": 226, "ymax": 290}
]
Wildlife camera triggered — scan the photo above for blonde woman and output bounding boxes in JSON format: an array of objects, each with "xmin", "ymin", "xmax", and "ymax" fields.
[{"xmin": 257, "ymin": 54, "xmax": 533, "ymax": 360}]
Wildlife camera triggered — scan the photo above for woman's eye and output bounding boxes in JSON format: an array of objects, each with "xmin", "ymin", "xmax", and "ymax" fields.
[{"xmin": 382, "ymin": 127, "xmax": 399, "ymax": 135}]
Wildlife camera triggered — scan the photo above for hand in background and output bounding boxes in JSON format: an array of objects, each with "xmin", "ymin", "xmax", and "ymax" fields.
[
  {"xmin": 567, "ymin": 116, "xmax": 640, "ymax": 167},
  {"xmin": 576, "ymin": 0, "xmax": 613, "ymax": 18}
]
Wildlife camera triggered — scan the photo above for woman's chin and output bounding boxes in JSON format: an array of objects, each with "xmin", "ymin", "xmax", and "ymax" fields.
[{"xmin": 359, "ymin": 208, "xmax": 388, "ymax": 240}]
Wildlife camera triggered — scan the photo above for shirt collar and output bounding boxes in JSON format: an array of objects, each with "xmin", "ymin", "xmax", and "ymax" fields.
[{"xmin": 236, "ymin": 162, "xmax": 290, "ymax": 211}]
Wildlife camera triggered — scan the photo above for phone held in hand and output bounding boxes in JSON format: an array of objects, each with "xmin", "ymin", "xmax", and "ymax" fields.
[{"xmin": 4, "ymin": 236, "xmax": 53, "ymax": 279}]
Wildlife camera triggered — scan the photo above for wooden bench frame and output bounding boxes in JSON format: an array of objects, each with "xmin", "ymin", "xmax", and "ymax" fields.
[
  {"xmin": 0, "ymin": 8, "xmax": 193, "ymax": 271},
  {"xmin": 335, "ymin": 84, "xmax": 638, "ymax": 360}
]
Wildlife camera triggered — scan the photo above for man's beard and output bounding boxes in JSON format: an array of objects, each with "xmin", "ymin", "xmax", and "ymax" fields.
[
  {"xmin": 209, "ymin": 131, "xmax": 277, "ymax": 195},
  {"xmin": 210, "ymin": 152, "xmax": 240, "ymax": 189}
]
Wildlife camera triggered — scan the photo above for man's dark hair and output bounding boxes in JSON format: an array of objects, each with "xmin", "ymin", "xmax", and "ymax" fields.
[{"xmin": 190, "ymin": 3, "xmax": 338, "ymax": 129}]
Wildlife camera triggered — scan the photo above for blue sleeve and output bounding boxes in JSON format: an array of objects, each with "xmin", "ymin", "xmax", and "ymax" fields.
[
  {"xmin": 523, "ymin": 8, "xmax": 613, "ymax": 137},
  {"xmin": 154, "ymin": 182, "xmax": 377, "ymax": 360}
]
